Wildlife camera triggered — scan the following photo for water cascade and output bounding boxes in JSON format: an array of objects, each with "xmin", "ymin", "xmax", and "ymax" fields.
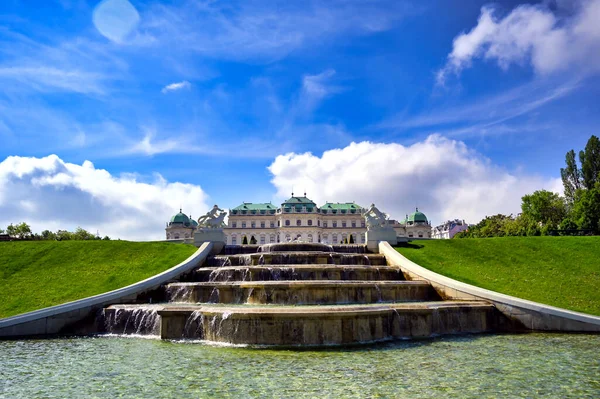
[{"xmin": 101, "ymin": 242, "xmax": 500, "ymax": 346}]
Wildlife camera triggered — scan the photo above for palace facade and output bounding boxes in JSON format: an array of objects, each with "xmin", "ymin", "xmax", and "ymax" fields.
[{"xmin": 165, "ymin": 195, "xmax": 432, "ymax": 244}]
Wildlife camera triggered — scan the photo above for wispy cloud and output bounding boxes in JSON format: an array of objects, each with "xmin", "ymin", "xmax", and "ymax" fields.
[
  {"xmin": 138, "ymin": 0, "xmax": 416, "ymax": 61},
  {"xmin": 0, "ymin": 66, "xmax": 106, "ymax": 94},
  {"xmin": 379, "ymin": 78, "xmax": 581, "ymax": 137},
  {"xmin": 161, "ymin": 80, "xmax": 191, "ymax": 94}
]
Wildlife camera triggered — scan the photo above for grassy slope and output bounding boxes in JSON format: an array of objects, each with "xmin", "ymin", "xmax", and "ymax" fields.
[
  {"xmin": 0, "ymin": 241, "xmax": 197, "ymax": 318},
  {"xmin": 395, "ymin": 237, "xmax": 600, "ymax": 316}
]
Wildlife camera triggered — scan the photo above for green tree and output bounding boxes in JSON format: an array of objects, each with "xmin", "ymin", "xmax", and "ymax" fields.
[
  {"xmin": 579, "ymin": 135, "xmax": 600, "ymax": 190},
  {"xmin": 561, "ymin": 149, "xmax": 582, "ymax": 204},
  {"xmin": 6, "ymin": 222, "xmax": 32, "ymax": 239},
  {"xmin": 571, "ymin": 183, "xmax": 600, "ymax": 230},
  {"xmin": 55, "ymin": 230, "xmax": 73, "ymax": 241},
  {"xmin": 520, "ymin": 190, "xmax": 566, "ymax": 228},
  {"xmin": 349, "ymin": 234, "xmax": 354, "ymax": 244},
  {"xmin": 72, "ymin": 227, "xmax": 96, "ymax": 240},
  {"xmin": 41, "ymin": 230, "xmax": 57, "ymax": 240},
  {"xmin": 242, "ymin": 236, "xmax": 248, "ymax": 245}
]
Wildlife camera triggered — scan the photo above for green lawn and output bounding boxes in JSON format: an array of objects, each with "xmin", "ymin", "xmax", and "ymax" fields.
[
  {"xmin": 0, "ymin": 241, "xmax": 198, "ymax": 318},
  {"xmin": 395, "ymin": 237, "xmax": 600, "ymax": 316}
]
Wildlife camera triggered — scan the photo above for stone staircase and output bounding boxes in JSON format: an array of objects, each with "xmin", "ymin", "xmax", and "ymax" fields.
[{"xmin": 101, "ymin": 243, "xmax": 496, "ymax": 346}]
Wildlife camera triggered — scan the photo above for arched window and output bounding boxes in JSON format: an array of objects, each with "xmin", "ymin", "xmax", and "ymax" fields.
[
  {"xmin": 332, "ymin": 234, "xmax": 338, "ymax": 243},
  {"xmin": 285, "ymin": 234, "xmax": 291, "ymax": 242},
  {"xmin": 322, "ymin": 234, "xmax": 328, "ymax": 243},
  {"xmin": 166, "ymin": 233, "xmax": 171, "ymax": 239},
  {"xmin": 308, "ymin": 220, "xmax": 313, "ymax": 226},
  {"xmin": 307, "ymin": 234, "xmax": 313, "ymax": 243},
  {"xmin": 285, "ymin": 220, "xmax": 290, "ymax": 226},
  {"xmin": 360, "ymin": 233, "xmax": 365, "ymax": 243},
  {"xmin": 260, "ymin": 234, "xmax": 266, "ymax": 244},
  {"xmin": 270, "ymin": 234, "xmax": 276, "ymax": 243},
  {"xmin": 232, "ymin": 234, "xmax": 237, "ymax": 245},
  {"xmin": 296, "ymin": 219, "xmax": 301, "ymax": 226},
  {"xmin": 174, "ymin": 234, "xmax": 180, "ymax": 239}
]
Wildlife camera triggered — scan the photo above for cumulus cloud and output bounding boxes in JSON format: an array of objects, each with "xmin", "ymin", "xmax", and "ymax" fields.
[
  {"xmin": 0, "ymin": 155, "xmax": 209, "ymax": 240},
  {"xmin": 437, "ymin": 0, "xmax": 600, "ymax": 84},
  {"xmin": 161, "ymin": 80, "xmax": 191, "ymax": 94},
  {"xmin": 268, "ymin": 135, "xmax": 562, "ymax": 225}
]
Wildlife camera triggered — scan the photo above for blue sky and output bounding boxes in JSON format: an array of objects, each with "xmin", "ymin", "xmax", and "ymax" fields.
[{"xmin": 1, "ymin": 0, "xmax": 599, "ymax": 239}]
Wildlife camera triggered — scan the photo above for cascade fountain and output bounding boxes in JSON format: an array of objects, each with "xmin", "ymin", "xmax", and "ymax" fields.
[{"xmin": 101, "ymin": 242, "xmax": 498, "ymax": 346}]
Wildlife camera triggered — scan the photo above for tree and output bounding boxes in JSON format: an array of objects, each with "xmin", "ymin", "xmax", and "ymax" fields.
[
  {"xmin": 571, "ymin": 183, "xmax": 600, "ymax": 230},
  {"xmin": 561, "ymin": 149, "xmax": 582, "ymax": 204},
  {"xmin": 579, "ymin": 135, "xmax": 600, "ymax": 190},
  {"xmin": 41, "ymin": 230, "xmax": 56, "ymax": 240},
  {"xmin": 242, "ymin": 236, "xmax": 248, "ymax": 245},
  {"xmin": 6, "ymin": 222, "xmax": 32, "ymax": 239},
  {"xmin": 55, "ymin": 230, "xmax": 73, "ymax": 241},
  {"xmin": 349, "ymin": 234, "xmax": 354, "ymax": 244},
  {"xmin": 73, "ymin": 227, "xmax": 96, "ymax": 240},
  {"xmin": 0, "ymin": 228, "xmax": 4, "ymax": 234},
  {"xmin": 520, "ymin": 190, "xmax": 566, "ymax": 228}
]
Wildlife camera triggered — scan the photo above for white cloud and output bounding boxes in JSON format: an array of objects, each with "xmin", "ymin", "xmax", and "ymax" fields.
[
  {"xmin": 161, "ymin": 80, "xmax": 191, "ymax": 94},
  {"xmin": 268, "ymin": 135, "xmax": 561, "ymax": 226},
  {"xmin": 0, "ymin": 66, "xmax": 107, "ymax": 94},
  {"xmin": 0, "ymin": 155, "xmax": 209, "ymax": 240},
  {"xmin": 437, "ymin": 0, "xmax": 600, "ymax": 84}
]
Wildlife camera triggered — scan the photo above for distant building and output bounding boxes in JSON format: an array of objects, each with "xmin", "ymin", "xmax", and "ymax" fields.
[
  {"xmin": 431, "ymin": 219, "xmax": 469, "ymax": 239},
  {"xmin": 164, "ymin": 209, "xmax": 198, "ymax": 240},
  {"xmin": 165, "ymin": 195, "xmax": 432, "ymax": 243}
]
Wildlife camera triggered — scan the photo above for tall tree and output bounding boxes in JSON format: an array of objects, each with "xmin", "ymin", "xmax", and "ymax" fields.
[
  {"xmin": 579, "ymin": 135, "xmax": 600, "ymax": 190},
  {"xmin": 561, "ymin": 149, "xmax": 582, "ymax": 203}
]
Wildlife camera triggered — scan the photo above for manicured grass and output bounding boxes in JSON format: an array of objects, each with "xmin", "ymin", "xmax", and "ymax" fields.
[
  {"xmin": 395, "ymin": 237, "xmax": 600, "ymax": 316},
  {"xmin": 0, "ymin": 241, "xmax": 198, "ymax": 318}
]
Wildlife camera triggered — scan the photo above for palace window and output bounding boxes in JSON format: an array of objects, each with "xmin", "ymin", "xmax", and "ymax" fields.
[
  {"xmin": 318, "ymin": 220, "xmax": 320, "ymax": 227},
  {"xmin": 342, "ymin": 221, "xmax": 347, "ymax": 228},
  {"xmin": 352, "ymin": 234, "xmax": 357, "ymax": 243},
  {"xmin": 297, "ymin": 220, "xmax": 301, "ymax": 226},
  {"xmin": 308, "ymin": 220, "xmax": 313, "ymax": 226},
  {"xmin": 278, "ymin": 221, "xmax": 281, "ymax": 227},
  {"xmin": 270, "ymin": 234, "xmax": 276, "ymax": 243},
  {"xmin": 322, "ymin": 234, "xmax": 329, "ymax": 243},
  {"xmin": 261, "ymin": 222, "xmax": 265, "ymax": 228},
  {"xmin": 360, "ymin": 233, "xmax": 365, "ymax": 243},
  {"xmin": 242, "ymin": 222, "xmax": 246, "ymax": 228},
  {"xmin": 361, "ymin": 221, "xmax": 365, "ymax": 228},
  {"xmin": 332, "ymin": 234, "xmax": 338, "ymax": 243},
  {"xmin": 260, "ymin": 235, "xmax": 266, "ymax": 244},
  {"xmin": 332, "ymin": 221, "xmax": 337, "ymax": 228},
  {"xmin": 307, "ymin": 234, "xmax": 313, "ymax": 243},
  {"xmin": 251, "ymin": 222, "xmax": 256, "ymax": 228},
  {"xmin": 232, "ymin": 236, "xmax": 237, "ymax": 245},
  {"xmin": 174, "ymin": 234, "xmax": 180, "ymax": 239},
  {"xmin": 323, "ymin": 221, "xmax": 328, "ymax": 228},
  {"xmin": 285, "ymin": 220, "xmax": 290, "ymax": 226},
  {"xmin": 232, "ymin": 222, "xmax": 237, "ymax": 228},
  {"xmin": 351, "ymin": 221, "xmax": 356, "ymax": 228},
  {"xmin": 285, "ymin": 234, "xmax": 291, "ymax": 242},
  {"xmin": 270, "ymin": 222, "xmax": 275, "ymax": 228}
]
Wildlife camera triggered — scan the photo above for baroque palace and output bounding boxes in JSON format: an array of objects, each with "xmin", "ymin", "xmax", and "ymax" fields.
[{"xmin": 165, "ymin": 194, "xmax": 431, "ymax": 244}]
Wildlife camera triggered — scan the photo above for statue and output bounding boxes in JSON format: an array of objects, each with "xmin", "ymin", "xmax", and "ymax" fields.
[
  {"xmin": 364, "ymin": 203, "xmax": 389, "ymax": 230},
  {"xmin": 197, "ymin": 205, "xmax": 227, "ymax": 228}
]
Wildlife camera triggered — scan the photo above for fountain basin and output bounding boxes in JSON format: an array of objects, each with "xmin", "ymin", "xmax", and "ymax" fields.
[
  {"xmin": 191, "ymin": 265, "xmax": 405, "ymax": 282},
  {"xmin": 155, "ymin": 301, "xmax": 497, "ymax": 345},
  {"xmin": 165, "ymin": 281, "xmax": 439, "ymax": 305}
]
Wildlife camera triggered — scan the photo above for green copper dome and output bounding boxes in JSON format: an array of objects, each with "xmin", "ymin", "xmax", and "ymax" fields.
[
  {"xmin": 170, "ymin": 209, "xmax": 191, "ymax": 225},
  {"xmin": 407, "ymin": 208, "xmax": 428, "ymax": 223}
]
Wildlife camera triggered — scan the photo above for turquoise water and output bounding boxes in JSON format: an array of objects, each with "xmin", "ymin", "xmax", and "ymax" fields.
[{"xmin": 1, "ymin": 334, "xmax": 599, "ymax": 398}]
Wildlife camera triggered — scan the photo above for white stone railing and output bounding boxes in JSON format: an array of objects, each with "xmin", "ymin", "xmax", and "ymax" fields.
[
  {"xmin": 380, "ymin": 241, "xmax": 600, "ymax": 332},
  {"xmin": 0, "ymin": 242, "xmax": 213, "ymax": 338}
]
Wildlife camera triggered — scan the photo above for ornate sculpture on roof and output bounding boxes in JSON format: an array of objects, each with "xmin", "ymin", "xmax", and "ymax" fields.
[
  {"xmin": 197, "ymin": 205, "xmax": 227, "ymax": 228},
  {"xmin": 364, "ymin": 203, "xmax": 389, "ymax": 230}
]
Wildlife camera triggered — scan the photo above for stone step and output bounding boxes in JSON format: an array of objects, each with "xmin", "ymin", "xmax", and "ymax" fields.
[
  {"xmin": 207, "ymin": 252, "xmax": 387, "ymax": 266},
  {"xmin": 164, "ymin": 280, "xmax": 439, "ymax": 305},
  {"xmin": 102, "ymin": 301, "xmax": 497, "ymax": 346},
  {"xmin": 187, "ymin": 265, "xmax": 405, "ymax": 282}
]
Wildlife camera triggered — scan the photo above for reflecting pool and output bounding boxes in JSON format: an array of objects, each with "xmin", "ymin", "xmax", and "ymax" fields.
[{"xmin": 1, "ymin": 333, "xmax": 599, "ymax": 398}]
